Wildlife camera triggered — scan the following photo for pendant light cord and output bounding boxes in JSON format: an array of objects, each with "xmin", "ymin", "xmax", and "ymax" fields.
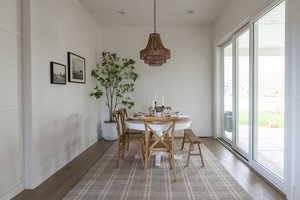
[{"xmin": 154, "ymin": 0, "xmax": 156, "ymax": 33}]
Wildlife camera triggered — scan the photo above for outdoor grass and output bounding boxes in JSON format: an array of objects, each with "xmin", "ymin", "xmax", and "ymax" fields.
[{"xmin": 239, "ymin": 111, "xmax": 284, "ymax": 128}]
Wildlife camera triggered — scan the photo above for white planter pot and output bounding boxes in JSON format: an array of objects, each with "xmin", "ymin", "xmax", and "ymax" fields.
[{"xmin": 102, "ymin": 121, "xmax": 118, "ymax": 141}]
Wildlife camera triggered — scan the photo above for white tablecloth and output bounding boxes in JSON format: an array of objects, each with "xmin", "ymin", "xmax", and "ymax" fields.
[
  {"xmin": 126, "ymin": 117, "xmax": 192, "ymax": 132},
  {"xmin": 126, "ymin": 117, "xmax": 192, "ymax": 167}
]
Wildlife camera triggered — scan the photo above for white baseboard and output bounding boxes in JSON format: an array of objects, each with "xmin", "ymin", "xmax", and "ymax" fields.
[{"xmin": 0, "ymin": 181, "xmax": 24, "ymax": 200}]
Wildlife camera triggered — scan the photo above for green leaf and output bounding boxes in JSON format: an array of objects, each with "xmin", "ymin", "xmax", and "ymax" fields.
[{"xmin": 90, "ymin": 51, "xmax": 139, "ymax": 117}]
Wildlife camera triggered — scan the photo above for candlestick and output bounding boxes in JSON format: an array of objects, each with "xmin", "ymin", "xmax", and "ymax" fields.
[{"xmin": 162, "ymin": 96, "xmax": 165, "ymax": 106}]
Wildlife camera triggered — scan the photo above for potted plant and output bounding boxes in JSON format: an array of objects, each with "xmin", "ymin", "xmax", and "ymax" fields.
[{"xmin": 91, "ymin": 52, "xmax": 138, "ymax": 140}]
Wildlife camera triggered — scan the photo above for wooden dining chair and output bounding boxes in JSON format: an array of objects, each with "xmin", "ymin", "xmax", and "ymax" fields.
[
  {"xmin": 120, "ymin": 108, "xmax": 129, "ymax": 118},
  {"xmin": 113, "ymin": 110, "xmax": 145, "ymax": 168},
  {"xmin": 143, "ymin": 116, "xmax": 177, "ymax": 179},
  {"xmin": 119, "ymin": 108, "xmax": 145, "ymax": 151}
]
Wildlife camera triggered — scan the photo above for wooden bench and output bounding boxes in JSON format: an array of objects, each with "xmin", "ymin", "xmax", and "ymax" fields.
[{"xmin": 181, "ymin": 129, "xmax": 205, "ymax": 167}]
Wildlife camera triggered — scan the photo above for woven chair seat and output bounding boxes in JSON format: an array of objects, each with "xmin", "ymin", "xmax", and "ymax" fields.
[
  {"xmin": 126, "ymin": 133, "xmax": 145, "ymax": 140},
  {"xmin": 126, "ymin": 129, "xmax": 144, "ymax": 135}
]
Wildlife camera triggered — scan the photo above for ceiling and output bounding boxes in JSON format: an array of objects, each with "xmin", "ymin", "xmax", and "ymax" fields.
[{"xmin": 79, "ymin": 0, "xmax": 230, "ymax": 26}]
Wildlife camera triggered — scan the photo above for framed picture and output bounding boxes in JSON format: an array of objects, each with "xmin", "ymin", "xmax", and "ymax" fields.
[
  {"xmin": 68, "ymin": 52, "xmax": 86, "ymax": 83},
  {"xmin": 50, "ymin": 62, "xmax": 67, "ymax": 85}
]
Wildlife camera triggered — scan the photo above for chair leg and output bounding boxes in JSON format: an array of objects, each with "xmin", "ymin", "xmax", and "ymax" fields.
[
  {"xmin": 185, "ymin": 143, "xmax": 193, "ymax": 167},
  {"xmin": 121, "ymin": 143, "xmax": 126, "ymax": 160},
  {"xmin": 168, "ymin": 153, "xmax": 173, "ymax": 169},
  {"xmin": 144, "ymin": 150, "xmax": 149, "ymax": 178},
  {"xmin": 117, "ymin": 143, "xmax": 121, "ymax": 168},
  {"xmin": 126, "ymin": 140, "xmax": 130, "ymax": 151},
  {"xmin": 171, "ymin": 153, "xmax": 176, "ymax": 180},
  {"xmin": 141, "ymin": 142, "xmax": 145, "ymax": 161},
  {"xmin": 139, "ymin": 143, "xmax": 145, "ymax": 166},
  {"xmin": 126, "ymin": 136, "xmax": 130, "ymax": 151},
  {"xmin": 197, "ymin": 144, "xmax": 205, "ymax": 167},
  {"xmin": 181, "ymin": 133, "xmax": 186, "ymax": 150}
]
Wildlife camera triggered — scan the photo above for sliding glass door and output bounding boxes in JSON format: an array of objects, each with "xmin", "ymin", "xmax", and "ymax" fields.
[
  {"xmin": 221, "ymin": 28, "xmax": 251, "ymax": 158},
  {"xmin": 220, "ymin": 1, "xmax": 285, "ymax": 188},
  {"xmin": 253, "ymin": 2, "xmax": 285, "ymax": 179}
]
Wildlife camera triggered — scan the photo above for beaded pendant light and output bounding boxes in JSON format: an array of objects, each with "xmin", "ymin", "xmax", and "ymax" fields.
[{"xmin": 140, "ymin": 0, "xmax": 171, "ymax": 66}]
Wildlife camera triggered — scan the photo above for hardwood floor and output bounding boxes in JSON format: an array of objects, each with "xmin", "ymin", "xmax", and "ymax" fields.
[
  {"xmin": 13, "ymin": 140, "xmax": 114, "ymax": 200},
  {"xmin": 13, "ymin": 138, "xmax": 285, "ymax": 200},
  {"xmin": 201, "ymin": 138, "xmax": 286, "ymax": 200}
]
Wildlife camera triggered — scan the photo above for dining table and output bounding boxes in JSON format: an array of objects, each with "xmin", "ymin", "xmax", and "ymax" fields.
[{"xmin": 126, "ymin": 115, "xmax": 192, "ymax": 167}]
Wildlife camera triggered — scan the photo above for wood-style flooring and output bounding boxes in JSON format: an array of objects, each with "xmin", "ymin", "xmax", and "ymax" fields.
[
  {"xmin": 13, "ymin": 138, "xmax": 285, "ymax": 200},
  {"xmin": 201, "ymin": 139, "xmax": 286, "ymax": 200},
  {"xmin": 13, "ymin": 140, "xmax": 113, "ymax": 200}
]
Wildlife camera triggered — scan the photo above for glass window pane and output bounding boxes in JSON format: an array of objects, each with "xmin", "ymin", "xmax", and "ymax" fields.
[
  {"xmin": 254, "ymin": 2, "xmax": 285, "ymax": 178},
  {"xmin": 223, "ymin": 44, "xmax": 233, "ymax": 141}
]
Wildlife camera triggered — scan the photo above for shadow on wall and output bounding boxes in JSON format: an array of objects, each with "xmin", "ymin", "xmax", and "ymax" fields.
[{"xmin": 34, "ymin": 113, "xmax": 98, "ymax": 184}]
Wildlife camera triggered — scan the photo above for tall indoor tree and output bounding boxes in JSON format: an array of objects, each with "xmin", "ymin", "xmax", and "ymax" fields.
[{"xmin": 91, "ymin": 52, "xmax": 138, "ymax": 122}]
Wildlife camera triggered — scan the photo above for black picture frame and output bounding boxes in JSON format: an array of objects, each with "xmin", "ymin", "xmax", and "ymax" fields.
[
  {"xmin": 68, "ymin": 52, "xmax": 86, "ymax": 84},
  {"xmin": 50, "ymin": 62, "xmax": 67, "ymax": 85}
]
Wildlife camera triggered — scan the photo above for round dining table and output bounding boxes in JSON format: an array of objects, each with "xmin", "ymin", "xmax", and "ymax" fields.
[{"xmin": 126, "ymin": 116, "xmax": 192, "ymax": 167}]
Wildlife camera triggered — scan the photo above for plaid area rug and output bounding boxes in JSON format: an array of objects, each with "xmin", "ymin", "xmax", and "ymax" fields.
[{"xmin": 64, "ymin": 140, "xmax": 252, "ymax": 200}]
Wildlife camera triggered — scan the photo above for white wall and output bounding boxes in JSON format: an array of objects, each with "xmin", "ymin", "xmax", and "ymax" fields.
[
  {"xmin": 102, "ymin": 25, "xmax": 213, "ymax": 137},
  {"xmin": 0, "ymin": 0, "xmax": 24, "ymax": 199},
  {"xmin": 23, "ymin": 0, "xmax": 103, "ymax": 189}
]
